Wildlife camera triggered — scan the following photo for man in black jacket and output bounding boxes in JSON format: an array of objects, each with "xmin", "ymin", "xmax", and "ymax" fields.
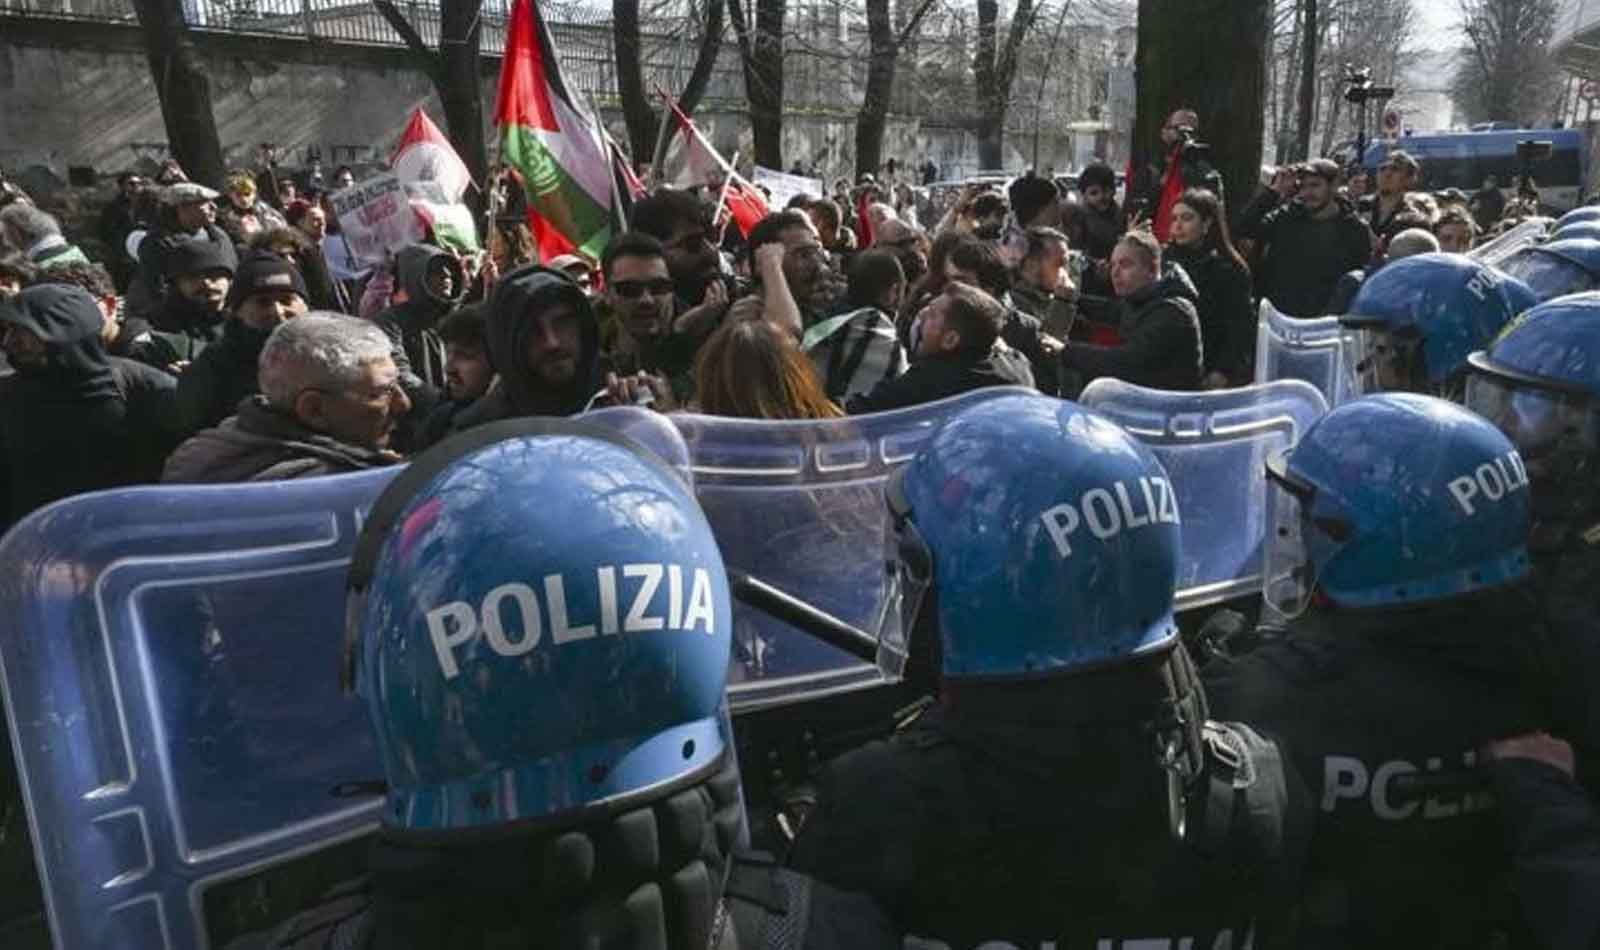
[
  {"xmin": 0, "ymin": 284, "xmax": 177, "ymax": 531},
  {"xmin": 147, "ymin": 236, "xmax": 237, "ymax": 371},
  {"xmin": 163, "ymin": 314, "xmax": 407, "ymax": 482},
  {"xmin": 1059, "ymin": 230, "xmax": 1202, "ymax": 395},
  {"xmin": 175, "ymin": 251, "xmax": 309, "ymax": 435},
  {"xmin": 448, "ymin": 264, "xmax": 601, "ymax": 432},
  {"xmin": 845, "ymin": 282, "xmax": 1031, "ymax": 414},
  {"xmin": 1237, "ymin": 159, "xmax": 1374, "ymax": 318},
  {"xmin": 370, "ymin": 242, "xmax": 465, "ymax": 403}
]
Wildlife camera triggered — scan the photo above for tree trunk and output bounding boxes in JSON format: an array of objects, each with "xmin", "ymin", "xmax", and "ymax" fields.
[
  {"xmin": 131, "ymin": 0, "xmax": 225, "ymax": 188},
  {"xmin": 1134, "ymin": 0, "xmax": 1270, "ymax": 209},
  {"xmin": 439, "ymin": 0, "xmax": 487, "ymax": 214},
  {"xmin": 614, "ymin": 0, "xmax": 657, "ymax": 165},
  {"xmin": 1294, "ymin": 0, "xmax": 1317, "ymax": 160},
  {"xmin": 730, "ymin": 0, "xmax": 785, "ymax": 169},
  {"xmin": 974, "ymin": 0, "xmax": 1002, "ymax": 168},
  {"xmin": 856, "ymin": 0, "xmax": 898, "ymax": 176}
]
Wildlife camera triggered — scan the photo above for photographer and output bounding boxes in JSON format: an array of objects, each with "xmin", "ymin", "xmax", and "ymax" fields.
[
  {"xmin": 1129, "ymin": 109, "xmax": 1220, "ymax": 242},
  {"xmin": 1236, "ymin": 158, "xmax": 1374, "ymax": 318}
]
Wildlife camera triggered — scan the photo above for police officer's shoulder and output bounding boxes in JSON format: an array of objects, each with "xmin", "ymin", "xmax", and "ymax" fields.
[{"xmin": 1200, "ymin": 632, "xmax": 1347, "ymax": 721}]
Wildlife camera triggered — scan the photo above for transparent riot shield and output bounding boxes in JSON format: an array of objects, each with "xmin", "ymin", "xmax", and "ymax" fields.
[
  {"xmin": 1469, "ymin": 218, "xmax": 1551, "ymax": 269},
  {"xmin": 0, "ymin": 411, "xmax": 692, "ymax": 950},
  {"xmin": 662, "ymin": 387, "xmax": 1031, "ymax": 712},
  {"xmin": 1079, "ymin": 378, "xmax": 1330, "ymax": 610},
  {"xmin": 1253, "ymin": 299, "xmax": 1359, "ymax": 408}
]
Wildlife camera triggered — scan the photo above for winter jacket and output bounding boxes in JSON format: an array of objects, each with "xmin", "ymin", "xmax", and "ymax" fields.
[
  {"xmin": 162, "ymin": 395, "xmax": 400, "ymax": 483},
  {"xmin": 1064, "ymin": 200, "xmax": 1125, "ymax": 263},
  {"xmin": 1238, "ymin": 193, "xmax": 1374, "ymax": 318},
  {"xmin": 1059, "ymin": 262, "xmax": 1203, "ymax": 396},
  {"xmin": 175, "ymin": 319, "xmax": 274, "ymax": 436},
  {"xmin": 844, "ymin": 344, "xmax": 1034, "ymax": 415},
  {"xmin": 450, "ymin": 265, "xmax": 600, "ymax": 433},
  {"xmin": 1165, "ymin": 243, "xmax": 1255, "ymax": 384},
  {"xmin": 0, "ymin": 284, "xmax": 178, "ymax": 530},
  {"xmin": 371, "ymin": 244, "xmax": 465, "ymax": 397},
  {"xmin": 147, "ymin": 291, "xmax": 228, "ymax": 366}
]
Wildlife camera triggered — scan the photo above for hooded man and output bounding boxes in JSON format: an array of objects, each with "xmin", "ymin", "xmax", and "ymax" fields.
[
  {"xmin": 0, "ymin": 284, "xmax": 177, "ymax": 530},
  {"xmin": 370, "ymin": 243, "xmax": 466, "ymax": 399},
  {"xmin": 450, "ymin": 264, "xmax": 599, "ymax": 432},
  {"xmin": 175, "ymin": 251, "xmax": 309, "ymax": 435}
]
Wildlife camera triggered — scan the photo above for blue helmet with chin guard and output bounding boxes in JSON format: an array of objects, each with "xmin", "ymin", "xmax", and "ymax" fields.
[
  {"xmin": 1263, "ymin": 393, "xmax": 1531, "ymax": 615},
  {"xmin": 1465, "ymin": 292, "xmax": 1600, "ymax": 525},
  {"xmin": 1341, "ymin": 252, "xmax": 1535, "ymax": 395},
  {"xmin": 344, "ymin": 418, "xmax": 733, "ymax": 833},
  {"xmin": 888, "ymin": 393, "xmax": 1181, "ymax": 679}
]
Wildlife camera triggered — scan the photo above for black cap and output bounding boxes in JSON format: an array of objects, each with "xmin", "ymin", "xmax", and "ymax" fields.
[
  {"xmin": 165, "ymin": 237, "xmax": 238, "ymax": 279},
  {"xmin": 227, "ymin": 250, "xmax": 308, "ymax": 310}
]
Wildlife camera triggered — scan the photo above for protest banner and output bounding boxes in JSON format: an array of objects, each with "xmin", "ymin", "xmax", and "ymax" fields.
[
  {"xmin": 752, "ymin": 166, "xmax": 823, "ymax": 210},
  {"xmin": 330, "ymin": 174, "xmax": 425, "ymax": 265}
]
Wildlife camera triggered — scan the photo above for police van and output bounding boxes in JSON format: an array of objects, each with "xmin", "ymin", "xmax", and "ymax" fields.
[{"xmin": 1363, "ymin": 128, "xmax": 1588, "ymax": 213}]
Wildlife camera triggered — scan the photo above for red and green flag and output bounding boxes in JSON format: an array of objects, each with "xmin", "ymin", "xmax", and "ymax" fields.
[{"xmin": 494, "ymin": 0, "xmax": 615, "ymax": 261}]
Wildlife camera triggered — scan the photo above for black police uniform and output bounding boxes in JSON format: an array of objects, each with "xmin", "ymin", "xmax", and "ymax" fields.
[
  {"xmin": 1202, "ymin": 591, "xmax": 1546, "ymax": 948},
  {"xmin": 1529, "ymin": 523, "xmax": 1600, "ymax": 794},
  {"xmin": 789, "ymin": 649, "xmax": 1312, "ymax": 949},
  {"xmin": 264, "ymin": 756, "xmax": 898, "ymax": 950}
]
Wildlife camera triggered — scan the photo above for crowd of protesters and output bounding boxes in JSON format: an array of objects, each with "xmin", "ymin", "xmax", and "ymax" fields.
[{"xmin": 0, "ymin": 107, "xmax": 1551, "ymax": 536}]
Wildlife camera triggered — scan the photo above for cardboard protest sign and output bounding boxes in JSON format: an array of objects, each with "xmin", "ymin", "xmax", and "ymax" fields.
[{"xmin": 330, "ymin": 174, "xmax": 425, "ymax": 265}]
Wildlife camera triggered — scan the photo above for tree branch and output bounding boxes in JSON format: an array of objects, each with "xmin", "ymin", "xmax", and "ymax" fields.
[
  {"xmin": 894, "ymin": 0, "xmax": 941, "ymax": 50},
  {"xmin": 372, "ymin": 0, "xmax": 442, "ymax": 81}
]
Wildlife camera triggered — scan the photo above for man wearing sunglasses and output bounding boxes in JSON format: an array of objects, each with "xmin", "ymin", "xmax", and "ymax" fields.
[{"xmin": 598, "ymin": 231, "xmax": 695, "ymax": 407}]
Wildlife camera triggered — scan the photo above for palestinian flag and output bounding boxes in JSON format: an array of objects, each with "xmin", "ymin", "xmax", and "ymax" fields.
[{"xmin": 494, "ymin": 0, "xmax": 614, "ymax": 261}]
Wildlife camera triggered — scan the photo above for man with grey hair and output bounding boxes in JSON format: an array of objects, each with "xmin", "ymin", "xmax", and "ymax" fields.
[
  {"xmin": 163, "ymin": 312, "xmax": 410, "ymax": 482},
  {"xmin": 0, "ymin": 204, "xmax": 90, "ymax": 271}
]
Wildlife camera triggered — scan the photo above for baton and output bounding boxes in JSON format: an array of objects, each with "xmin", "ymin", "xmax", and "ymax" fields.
[{"xmin": 729, "ymin": 570, "xmax": 880, "ymax": 664}]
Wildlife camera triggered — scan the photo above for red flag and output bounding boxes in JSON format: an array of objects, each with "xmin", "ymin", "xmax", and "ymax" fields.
[
  {"xmin": 392, "ymin": 108, "xmax": 473, "ymax": 202},
  {"xmin": 721, "ymin": 177, "xmax": 769, "ymax": 238},
  {"xmin": 854, "ymin": 190, "xmax": 874, "ymax": 249}
]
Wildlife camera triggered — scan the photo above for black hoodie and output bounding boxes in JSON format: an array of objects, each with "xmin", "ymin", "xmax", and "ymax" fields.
[
  {"xmin": 450, "ymin": 265, "xmax": 599, "ymax": 434},
  {"xmin": 0, "ymin": 285, "xmax": 178, "ymax": 530},
  {"xmin": 1059, "ymin": 261, "xmax": 1203, "ymax": 396},
  {"xmin": 372, "ymin": 244, "xmax": 466, "ymax": 395}
]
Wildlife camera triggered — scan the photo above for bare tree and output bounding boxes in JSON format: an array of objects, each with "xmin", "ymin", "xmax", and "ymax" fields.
[
  {"xmin": 130, "ymin": 0, "xmax": 226, "ymax": 187},
  {"xmin": 728, "ymin": 0, "xmax": 787, "ymax": 168},
  {"xmin": 614, "ymin": 0, "xmax": 727, "ymax": 169},
  {"xmin": 973, "ymin": 0, "xmax": 1046, "ymax": 169},
  {"xmin": 857, "ymin": 0, "xmax": 941, "ymax": 175},
  {"xmin": 1295, "ymin": 0, "xmax": 1318, "ymax": 160},
  {"xmin": 373, "ymin": 0, "xmax": 488, "ymax": 209},
  {"xmin": 1453, "ymin": 0, "xmax": 1562, "ymax": 126}
]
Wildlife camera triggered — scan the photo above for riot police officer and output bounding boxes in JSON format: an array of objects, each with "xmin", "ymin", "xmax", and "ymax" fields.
[
  {"xmin": 270, "ymin": 418, "xmax": 899, "ymax": 949},
  {"xmin": 1204, "ymin": 393, "xmax": 1547, "ymax": 948},
  {"xmin": 1465, "ymin": 294, "xmax": 1600, "ymax": 791},
  {"xmin": 1340, "ymin": 252, "xmax": 1536, "ymax": 398},
  {"xmin": 788, "ymin": 393, "xmax": 1312, "ymax": 949}
]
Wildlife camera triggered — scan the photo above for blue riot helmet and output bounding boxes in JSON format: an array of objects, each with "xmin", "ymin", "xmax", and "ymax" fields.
[
  {"xmin": 1340, "ymin": 253, "xmax": 1535, "ymax": 396},
  {"xmin": 1465, "ymin": 293, "xmax": 1600, "ymax": 526},
  {"xmin": 887, "ymin": 393, "xmax": 1181, "ymax": 679},
  {"xmin": 344, "ymin": 418, "xmax": 734, "ymax": 833},
  {"xmin": 1556, "ymin": 205, "xmax": 1600, "ymax": 230},
  {"xmin": 1262, "ymin": 393, "xmax": 1531, "ymax": 617},
  {"xmin": 1498, "ymin": 238, "xmax": 1600, "ymax": 302},
  {"xmin": 1550, "ymin": 221, "xmax": 1600, "ymax": 244}
]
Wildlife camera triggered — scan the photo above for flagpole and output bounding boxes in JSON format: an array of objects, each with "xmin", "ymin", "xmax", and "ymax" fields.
[
  {"xmin": 587, "ymin": 90, "xmax": 627, "ymax": 248},
  {"xmin": 650, "ymin": 84, "xmax": 679, "ymax": 187},
  {"xmin": 711, "ymin": 149, "xmax": 740, "ymax": 241}
]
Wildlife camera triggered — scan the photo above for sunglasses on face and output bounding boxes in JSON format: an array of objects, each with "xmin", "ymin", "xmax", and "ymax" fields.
[{"xmin": 612, "ymin": 278, "xmax": 675, "ymax": 299}]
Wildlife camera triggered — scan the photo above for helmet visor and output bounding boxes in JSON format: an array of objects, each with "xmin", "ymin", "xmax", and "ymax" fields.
[
  {"xmin": 876, "ymin": 469, "xmax": 929, "ymax": 680},
  {"xmin": 1261, "ymin": 448, "xmax": 1348, "ymax": 619},
  {"xmin": 1507, "ymin": 253, "xmax": 1595, "ymax": 301},
  {"xmin": 1345, "ymin": 326, "xmax": 1424, "ymax": 395},
  {"xmin": 1465, "ymin": 371, "xmax": 1598, "ymax": 478}
]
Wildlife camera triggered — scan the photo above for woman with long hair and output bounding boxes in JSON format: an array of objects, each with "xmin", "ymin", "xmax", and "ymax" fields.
[
  {"xmin": 694, "ymin": 316, "xmax": 843, "ymax": 419},
  {"xmin": 1165, "ymin": 187, "xmax": 1254, "ymax": 388}
]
